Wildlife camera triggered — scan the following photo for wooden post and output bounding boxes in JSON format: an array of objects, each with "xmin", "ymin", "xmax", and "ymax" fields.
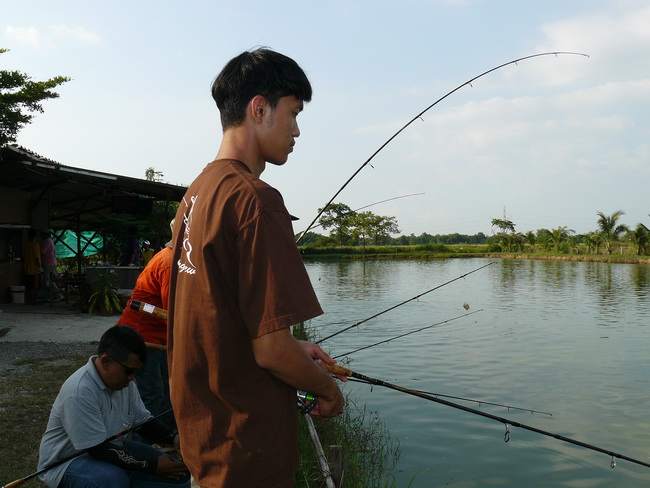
[{"xmin": 328, "ymin": 445, "xmax": 347, "ymax": 488}]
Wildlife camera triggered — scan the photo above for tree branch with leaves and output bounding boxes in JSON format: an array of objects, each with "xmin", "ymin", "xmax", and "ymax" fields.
[{"xmin": 0, "ymin": 48, "xmax": 70, "ymax": 146}]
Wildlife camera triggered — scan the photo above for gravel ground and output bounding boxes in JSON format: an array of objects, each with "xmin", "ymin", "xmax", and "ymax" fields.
[
  {"xmin": 0, "ymin": 341, "xmax": 98, "ymax": 375},
  {"xmin": 0, "ymin": 304, "xmax": 114, "ymax": 374}
]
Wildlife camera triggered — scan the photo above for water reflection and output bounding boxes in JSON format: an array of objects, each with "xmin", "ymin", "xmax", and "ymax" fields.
[{"xmin": 304, "ymin": 257, "xmax": 650, "ymax": 488}]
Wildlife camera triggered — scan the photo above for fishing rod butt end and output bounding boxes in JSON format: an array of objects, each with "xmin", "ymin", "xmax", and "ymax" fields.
[
  {"xmin": 325, "ymin": 363, "xmax": 353, "ymax": 377},
  {"xmin": 3, "ymin": 479, "xmax": 26, "ymax": 488}
]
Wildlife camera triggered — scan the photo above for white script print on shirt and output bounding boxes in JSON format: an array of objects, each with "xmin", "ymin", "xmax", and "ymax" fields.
[{"xmin": 177, "ymin": 194, "xmax": 197, "ymax": 275}]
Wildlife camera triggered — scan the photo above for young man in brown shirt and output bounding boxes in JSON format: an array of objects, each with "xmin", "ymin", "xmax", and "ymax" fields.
[{"xmin": 168, "ymin": 48, "xmax": 345, "ymax": 487}]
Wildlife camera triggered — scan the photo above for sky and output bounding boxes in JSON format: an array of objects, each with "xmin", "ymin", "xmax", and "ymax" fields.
[{"xmin": 2, "ymin": 0, "xmax": 649, "ymax": 237}]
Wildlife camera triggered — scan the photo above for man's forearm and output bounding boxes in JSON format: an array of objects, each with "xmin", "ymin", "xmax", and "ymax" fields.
[
  {"xmin": 136, "ymin": 418, "xmax": 177, "ymax": 445},
  {"xmin": 252, "ymin": 328, "xmax": 339, "ymax": 399},
  {"xmin": 87, "ymin": 440, "xmax": 158, "ymax": 474}
]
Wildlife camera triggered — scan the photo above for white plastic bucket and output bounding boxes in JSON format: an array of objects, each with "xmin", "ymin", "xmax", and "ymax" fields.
[{"xmin": 10, "ymin": 285, "xmax": 25, "ymax": 304}]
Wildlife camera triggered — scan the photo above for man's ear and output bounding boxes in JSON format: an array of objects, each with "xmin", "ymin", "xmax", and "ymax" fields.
[
  {"xmin": 249, "ymin": 95, "xmax": 268, "ymax": 123},
  {"xmin": 97, "ymin": 353, "xmax": 111, "ymax": 371}
]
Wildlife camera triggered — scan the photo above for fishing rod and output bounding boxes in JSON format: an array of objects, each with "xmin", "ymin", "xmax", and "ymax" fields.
[
  {"xmin": 131, "ymin": 299, "xmax": 167, "ymax": 320},
  {"xmin": 316, "ymin": 260, "xmax": 495, "ymax": 344},
  {"xmin": 1, "ymin": 409, "xmax": 174, "ymax": 488},
  {"xmin": 344, "ymin": 378, "xmax": 552, "ymax": 416},
  {"xmin": 324, "ymin": 363, "xmax": 650, "ymax": 470},
  {"xmin": 129, "ymin": 301, "xmax": 319, "ymax": 415},
  {"xmin": 131, "ymin": 301, "xmax": 543, "ymax": 415},
  {"xmin": 334, "ymin": 309, "xmax": 554, "ymax": 416},
  {"xmin": 296, "ymin": 51, "xmax": 589, "ymax": 244}
]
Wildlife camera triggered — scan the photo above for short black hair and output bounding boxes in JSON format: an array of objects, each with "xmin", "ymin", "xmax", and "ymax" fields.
[
  {"xmin": 98, "ymin": 325, "xmax": 147, "ymax": 363},
  {"xmin": 211, "ymin": 47, "xmax": 312, "ymax": 129}
]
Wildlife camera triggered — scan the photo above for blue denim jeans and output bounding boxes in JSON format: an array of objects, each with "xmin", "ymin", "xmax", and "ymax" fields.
[
  {"xmin": 59, "ymin": 440, "xmax": 190, "ymax": 488},
  {"xmin": 133, "ymin": 348, "xmax": 176, "ymax": 443}
]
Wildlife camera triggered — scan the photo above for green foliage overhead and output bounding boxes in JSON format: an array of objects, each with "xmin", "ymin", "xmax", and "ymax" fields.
[{"xmin": 0, "ymin": 48, "xmax": 71, "ymax": 146}]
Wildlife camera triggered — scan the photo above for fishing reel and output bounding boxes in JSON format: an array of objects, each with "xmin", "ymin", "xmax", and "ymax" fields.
[{"xmin": 297, "ymin": 391, "xmax": 317, "ymax": 415}]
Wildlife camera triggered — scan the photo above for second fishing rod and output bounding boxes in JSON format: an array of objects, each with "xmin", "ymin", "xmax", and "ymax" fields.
[
  {"xmin": 131, "ymin": 300, "xmax": 545, "ymax": 416},
  {"xmin": 315, "ymin": 260, "xmax": 495, "ymax": 344},
  {"xmin": 324, "ymin": 363, "xmax": 650, "ymax": 471},
  {"xmin": 131, "ymin": 301, "xmax": 650, "ymax": 472}
]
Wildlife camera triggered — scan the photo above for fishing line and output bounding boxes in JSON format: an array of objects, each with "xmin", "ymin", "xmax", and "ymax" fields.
[
  {"xmin": 332, "ymin": 309, "xmax": 483, "ymax": 358},
  {"xmin": 345, "ymin": 377, "xmax": 552, "ymax": 416},
  {"xmin": 131, "ymin": 301, "xmax": 541, "ymax": 417},
  {"xmin": 333, "ymin": 308, "xmax": 554, "ymax": 417},
  {"xmin": 315, "ymin": 261, "xmax": 495, "ymax": 344},
  {"xmin": 296, "ymin": 51, "xmax": 589, "ymax": 244},
  {"xmin": 311, "ymin": 193, "xmax": 425, "ymax": 230},
  {"xmin": 324, "ymin": 363, "xmax": 650, "ymax": 470}
]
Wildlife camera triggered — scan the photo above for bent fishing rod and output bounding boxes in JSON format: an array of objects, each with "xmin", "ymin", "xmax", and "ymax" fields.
[
  {"xmin": 324, "ymin": 363, "xmax": 650, "ymax": 471},
  {"xmin": 1, "ymin": 409, "xmax": 174, "ymax": 488},
  {"xmin": 316, "ymin": 260, "xmax": 495, "ymax": 344},
  {"xmin": 296, "ymin": 51, "xmax": 588, "ymax": 245}
]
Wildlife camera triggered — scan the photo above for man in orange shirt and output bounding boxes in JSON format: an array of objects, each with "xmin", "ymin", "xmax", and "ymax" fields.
[{"xmin": 116, "ymin": 219, "xmax": 175, "ymax": 434}]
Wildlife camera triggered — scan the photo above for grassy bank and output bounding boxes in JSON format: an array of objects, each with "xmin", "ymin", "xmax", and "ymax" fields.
[
  {"xmin": 293, "ymin": 323, "xmax": 400, "ymax": 487},
  {"xmin": 300, "ymin": 244, "xmax": 650, "ymax": 264},
  {"xmin": 0, "ymin": 340, "xmax": 398, "ymax": 488},
  {"xmin": 0, "ymin": 347, "xmax": 94, "ymax": 488}
]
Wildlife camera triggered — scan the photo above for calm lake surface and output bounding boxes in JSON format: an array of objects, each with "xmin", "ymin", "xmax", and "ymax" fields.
[{"xmin": 303, "ymin": 257, "xmax": 650, "ymax": 488}]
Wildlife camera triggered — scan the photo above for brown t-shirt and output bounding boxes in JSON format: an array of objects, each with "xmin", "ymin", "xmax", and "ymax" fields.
[{"xmin": 168, "ymin": 159, "xmax": 323, "ymax": 487}]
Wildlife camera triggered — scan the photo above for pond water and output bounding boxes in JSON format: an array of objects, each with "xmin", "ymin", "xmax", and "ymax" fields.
[{"xmin": 304, "ymin": 257, "xmax": 650, "ymax": 487}]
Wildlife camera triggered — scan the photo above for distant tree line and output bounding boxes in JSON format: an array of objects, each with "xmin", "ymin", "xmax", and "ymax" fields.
[
  {"xmin": 300, "ymin": 204, "xmax": 650, "ymax": 256},
  {"xmin": 489, "ymin": 210, "xmax": 649, "ymax": 256}
]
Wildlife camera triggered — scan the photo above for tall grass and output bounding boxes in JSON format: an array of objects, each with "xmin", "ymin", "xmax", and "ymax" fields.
[{"xmin": 293, "ymin": 323, "xmax": 401, "ymax": 487}]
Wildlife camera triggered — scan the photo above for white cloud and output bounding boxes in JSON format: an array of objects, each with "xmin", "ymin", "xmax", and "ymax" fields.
[
  {"xmin": 533, "ymin": 6, "xmax": 650, "ymax": 84},
  {"xmin": 50, "ymin": 25, "xmax": 102, "ymax": 43},
  {"xmin": 4, "ymin": 24, "xmax": 101, "ymax": 48},
  {"xmin": 5, "ymin": 26, "xmax": 44, "ymax": 47}
]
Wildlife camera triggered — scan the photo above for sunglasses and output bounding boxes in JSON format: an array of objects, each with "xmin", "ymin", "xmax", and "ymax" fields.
[{"xmin": 107, "ymin": 354, "xmax": 139, "ymax": 376}]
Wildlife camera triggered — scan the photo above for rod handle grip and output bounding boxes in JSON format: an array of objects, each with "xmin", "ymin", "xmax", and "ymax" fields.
[
  {"xmin": 130, "ymin": 300, "xmax": 168, "ymax": 320},
  {"xmin": 3, "ymin": 479, "xmax": 25, "ymax": 488},
  {"xmin": 324, "ymin": 363, "xmax": 353, "ymax": 377}
]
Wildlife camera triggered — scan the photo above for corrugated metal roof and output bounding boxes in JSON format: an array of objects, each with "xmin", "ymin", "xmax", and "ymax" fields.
[{"xmin": 0, "ymin": 144, "xmax": 187, "ymax": 229}]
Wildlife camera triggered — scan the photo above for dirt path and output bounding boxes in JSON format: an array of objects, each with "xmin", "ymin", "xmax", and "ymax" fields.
[{"xmin": 0, "ymin": 306, "xmax": 116, "ymax": 373}]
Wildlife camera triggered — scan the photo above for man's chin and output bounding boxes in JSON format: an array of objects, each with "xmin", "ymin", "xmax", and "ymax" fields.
[{"xmin": 267, "ymin": 159, "xmax": 288, "ymax": 167}]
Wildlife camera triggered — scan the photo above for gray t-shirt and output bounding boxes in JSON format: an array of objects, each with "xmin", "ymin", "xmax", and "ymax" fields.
[{"xmin": 38, "ymin": 356, "xmax": 151, "ymax": 487}]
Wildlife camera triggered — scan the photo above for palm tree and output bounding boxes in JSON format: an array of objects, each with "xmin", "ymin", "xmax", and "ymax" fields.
[
  {"xmin": 626, "ymin": 224, "xmax": 649, "ymax": 256},
  {"xmin": 596, "ymin": 211, "xmax": 628, "ymax": 254},
  {"xmin": 524, "ymin": 231, "xmax": 536, "ymax": 252},
  {"xmin": 567, "ymin": 235, "xmax": 581, "ymax": 254},
  {"xmin": 536, "ymin": 228, "xmax": 554, "ymax": 251},
  {"xmin": 583, "ymin": 232, "xmax": 603, "ymax": 255},
  {"xmin": 549, "ymin": 226, "xmax": 575, "ymax": 253}
]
